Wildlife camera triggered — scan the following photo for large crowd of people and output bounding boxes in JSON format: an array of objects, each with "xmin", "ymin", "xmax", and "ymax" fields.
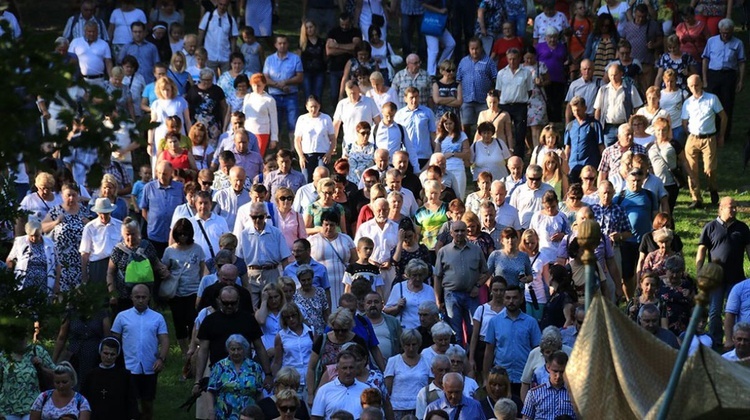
[{"xmin": 2, "ymin": 0, "xmax": 750, "ymax": 419}]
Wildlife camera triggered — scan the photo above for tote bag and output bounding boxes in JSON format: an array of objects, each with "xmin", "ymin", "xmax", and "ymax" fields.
[{"xmin": 420, "ymin": 0, "xmax": 448, "ymax": 37}]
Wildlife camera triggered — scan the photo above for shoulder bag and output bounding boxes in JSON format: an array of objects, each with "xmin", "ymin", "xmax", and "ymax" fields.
[{"xmin": 420, "ymin": 0, "xmax": 448, "ymax": 37}]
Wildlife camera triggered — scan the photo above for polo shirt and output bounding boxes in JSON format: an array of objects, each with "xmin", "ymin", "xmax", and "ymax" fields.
[
  {"xmin": 213, "ymin": 187, "xmax": 251, "ymax": 230},
  {"xmin": 698, "ymin": 218, "xmax": 750, "ymax": 283},
  {"xmin": 283, "ymin": 258, "xmax": 331, "ymax": 289},
  {"xmin": 681, "ymin": 92, "xmax": 723, "ymax": 136},
  {"xmin": 333, "ymin": 96, "xmax": 381, "ymax": 148},
  {"xmin": 197, "ymin": 310, "xmax": 262, "ymax": 366},
  {"xmin": 394, "ymin": 105, "xmax": 436, "ymax": 161},
  {"xmin": 140, "ymin": 180, "xmax": 185, "ymax": 243},
  {"xmin": 456, "ymin": 53, "xmax": 497, "ymax": 103},
  {"xmin": 423, "ymin": 395, "xmax": 487, "ymax": 420},
  {"xmin": 263, "ymin": 52, "xmax": 304, "ymax": 95},
  {"xmin": 236, "ymin": 224, "xmax": 291, "ymax": 266},
  {"xmin": 484, "ymin": 309, "xmax": 541, "ymax": 383},
  {"xmin": 310, "ymin": 378, "xmax": 370, "ymax": 420},
  {"xmin": 111, "ymin": 307, "xmax": 168, "ymax": 375},
  {"xmin": 565, "ymin": 77, "xmax": 600, "ymax": 115},
  {"xmin": 564, "ymin": 117, "xmax": 604, "ymax": 172},
  {"xmin": 434, "ymin": 241, "xmax": 488, "ymax": 292},
  {"xmin": 233, "ymin": 201, "xmax": 282, "ymax": 237},
  {"xmin": 198, "ymin": 10, "xmax": 239, "ymax": 62},
  {"xmin": 521, "ymin": 381, "xmax": 577, "ymax": 420},
  {"xmin": 495, "ymin": 66, "xmax": 533, "ymax": 104},
  {"xmin": 262, "ymin": 169, "xmax": 307, "ymax": 198},
  {"xmin": 117, "ymin": 41, "xmax": 161, "ymax": 84},
  {"xmin": 726, "ymin": 279, "xmax": 750, "ymax": 322},
  {"xmin": 69, "ymin": 36, "xmax": 111, "ymax": 76},
  {"xmin": 79, "ymin": 217, "xmax": 123, "ymax": 262},
  {"xmin": 703, "ymin": 35, "xmax": 746, "ymax": 71},
  {"xmin": 191, "ymin": 213, "xmax": 229, "ymax": 262},
  {"xmin": 354, "ymin": 219, "xmax": 399, "ymax": 264},
  {"xmin": 141, "ymin": 82, "xmax": 158, "ymax": 106},
  {"xmin": 617, "ymin": 188, "xmax": 658, "ymax": 243}
]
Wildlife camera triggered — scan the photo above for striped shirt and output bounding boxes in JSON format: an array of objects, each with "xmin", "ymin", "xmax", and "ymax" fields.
[
  {"xmin": 456, "ymin": 54, "xmax": 498, "ymax": 103},
  {"xmin": 521, "ymin": 382, "xmax": 577, "ymax": 420}
]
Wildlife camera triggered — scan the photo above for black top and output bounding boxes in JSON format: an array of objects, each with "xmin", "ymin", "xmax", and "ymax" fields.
[
  {"xmin": 197, "ymin": 310, "xmax": 263, "ymax": 366},
  {"xmin": 402, "ymin": 171, "xmax": 422, "ymax": 199},
  {"xmin": 81, "ymin": 365, "xmax": 139, "ymax": 420},
  {"xmin": 639, "ymin": 231, "xmax": 684, "ymax": 255},
  {"xmin": 327, "ymin": 26, "xmax": 363, "ymax": 71},
  {"xmin": 198, "ymin": 282, "xmax": 254, "ymax": 313},
  {"xmin": 699, "ymin": 218, "xmax": 750, "ymax": 283},
  {"xmin": 301, "ymin": 37, "xmax": 326, "ymax": 73},
  {"xmin": 258, "ymin": 396, "xmax": 311, "ymax": 420}
]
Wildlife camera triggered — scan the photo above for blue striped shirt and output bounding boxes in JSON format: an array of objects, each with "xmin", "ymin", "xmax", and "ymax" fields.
[
  {"xmin": 521, "ymin": 382, "xmax": 577, "ymax": 420},
  {"xmin": 456, "ymin": 54, "xmax": 497, "ymax": 103}
]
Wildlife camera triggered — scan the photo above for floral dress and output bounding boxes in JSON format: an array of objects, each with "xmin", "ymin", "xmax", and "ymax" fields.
[
  {"xmin": 523, "ymin": 62, "xmax": 549, "ymax": 126},
  {"xmin": 656, "ymin": 53, "xmax": 698, "ymax": 90},
  {"xmin": 208, "ymin": 357, "xmax": 264, "ymax": 420},
  {"xmin": 390, "ymin": 243, "xmax": 432, "ymax": 283},
  {"xmin": 0, "ymin": 345, "xmax": 55, "ymax": 417},
  {"xmin": 343, "ymin": 142, "xmax": 375, "ymax": 184},
  {"xmin": 47, "ymin": 206, "xmax": 92, "ymax": 292},
  {"xmin": 306, "ymin": 202, "xmax": 347, "ymax": 231},
  {"xmin": 22, "ymin": 242, "xmax": 48, "ymax": 290},
  {"xmin": 659, "ymin": 278, "xmax": 695, "ymax": 336},
  {"xmin": 475, "ymin": 0, "xmax": 506, "ymax": 36},
  {"xmin": 226, "ymin": 92, "xmax": 246, "ymax": 114},
  {"xmin": 294, "ymin": 286, "xmax": 329, "ymax": 336},
  {"xmin": 217, "ymin": 72, "xmax": 248, "ymax": 100}
]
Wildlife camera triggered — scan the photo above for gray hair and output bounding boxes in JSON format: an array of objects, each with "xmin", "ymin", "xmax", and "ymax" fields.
[
  {"xmin": 718, "ymin": 18, "xmax": 735, "ymax": 31},
  {"xmin": 443, "ymin": 372, "xmax": 464, "ymax": 386},
  {"xmin": 401, "ymin": 328, "xmax": 423, "ymax": 347},
  {"xmin": 387, "ymin": 190, "xmax": 403, "ymax": 201},
  {"xmin": 652, "ymin": 227, "xmax": 674, "ymax": 244},
  {"xmin": 664, "ymin": 254, "xmax": 685, "ymax": 273},
  {"xmin": 432, "ymin": 354, "xmax": 451, "ymax": 369},
  {"xmin": 225, "ymin": 334, "xmax": 250, "ymax": 354},
  {"xmin": 445, "ymin": 346, "xmax": 467, "ymax": 360},
  {"xmin": 493, "ymin": 398, "xmax": 518, "ymax": 420},
  {"xmin": 734, "ymin": 322, "xmax": 750, "ymax": 336},
  {"xmin": 250, "ymin": 201, "xmax": 268, "ymax": 215},
  {"xmin": 419, "ymin": 300, "xmax": 439, "ymax": 315},
  {"xmin": 199, "ymin": 67, "xmax": 215, "ymax": 80},
  {"xmin": 431, "ymin": 321, "xmax": 454, "ymax": 338},
  {"xmin": 404, "ymin": 258, "xmax": 430, "ymax": 278},
  {"xmin": 539, "ymin": 326, "xmax": 563, "ymax": 352},
  {"xmin": 361, "ymin": 407, "xmax": 384, "ymax": 420},
  {"xmin": 54, "ymin": 36, "xmax": 69, "ymax": 47},
  {"xmin": 25, "ymin": 219, "xmax": 42, "ymax": 236},
  {"xmin": 544, "ymin": 26, "xmax": 559, "ymax": 37}
]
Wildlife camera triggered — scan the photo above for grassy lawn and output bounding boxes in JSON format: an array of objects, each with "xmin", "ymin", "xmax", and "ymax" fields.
[{"xmin": 18, "ymin": 0, "xmax": 750, "ymax": 418}]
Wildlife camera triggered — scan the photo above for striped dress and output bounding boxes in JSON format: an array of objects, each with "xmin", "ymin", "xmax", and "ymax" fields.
[{"xmin": 309, "ymin": 233, "xmax": 355, "ymax": 311}]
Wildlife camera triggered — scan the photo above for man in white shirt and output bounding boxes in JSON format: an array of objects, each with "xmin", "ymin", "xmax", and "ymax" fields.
[
  {"xmin": 213, "ymin": 166, "xmax": 251, "ymax": 230},
  {"xmin": 69, "ymin": 21, "xmax": 113, "ymax": 87},
  {"xmin": 371, "ymin": 102, "xmax": 411, "ymax": 158},
  {"xmin": 333, "ymin": 80, "xmax": 381, "ymax": 154},
  {"xmin": 197, "ymin": 0, "xmax": 238, "ymax": 73},
  {"xmin": 723, "ymin": 322, "xmax": 750, "ymax": 361},
  {"xmin": 593, "ymin": 63, "xmax": 644, "ymax": 146},
  {"xmin": 496, "ymin": 48, "xmax": 533, "ymax": 158},
  {"xmin": 491, "ymin": 181, "xmax": 521, "ymax": 230},
  {"xmin": 80, "ymin": 198, "xmax": 123, "ymax": 285},
  {"xmin": 564, "ymin": 59, "xmax": 600, "ymax": 123},
  {"xmin": 509, "ymin": 165, "xmax": 553, "ymax": 229},
  {"xmin": 311, "ymin": 352, "xmax": 370, "ymax": 420},
  {"xmin": 386, "ymin": 169, "xmax": 418, "ymax": 217},
  {"xmin": 355, "ymin": 198, "xmax": 399, "ymax": 298}
]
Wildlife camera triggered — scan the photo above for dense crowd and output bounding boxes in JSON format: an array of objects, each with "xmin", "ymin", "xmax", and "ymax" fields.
[{"xmin": 2, "ymin": 0, "xmax": 750, "ymax": 419}]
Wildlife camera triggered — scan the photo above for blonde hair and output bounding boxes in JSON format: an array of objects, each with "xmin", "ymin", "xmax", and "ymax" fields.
[
  {"xmin": 300, "ymin": 20, "xmax": 316, "ymax": 51},
  {"xmin": 316, "ymin": 177, "xmax": 335, "ymax": 193},
  {"xmin": 539, "ymin": 125, "xmax": 560, "ymax": 148},
  {"xmin": 35, "ymin": 172, "xmax": 56, "ymax": 190},
  {"xmin": 100, "ymin": 174, "xmax": 119, "ymax": 198},
  {"xmin": 170, "ymin": 50, "xmax": 187, "ymax": 72},
  {"xmin": 542, "ymin": 152, "xmax": 564, "ymax": 185},
  {"xmin": 423, "ymin": 180, "xmax": 441, "ymax": 192},
  {"xmin": 110, "ymin": 66, "xmax": 125, "ymax": 78},
  {"xmin": 155, "ymin": 77, "xmax": 178, "ymax": 99}
]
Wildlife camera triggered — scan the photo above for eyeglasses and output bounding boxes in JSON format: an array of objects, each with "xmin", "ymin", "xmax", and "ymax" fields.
[
  {"xmin": 279, "ymin": 196, "xmax": 294, "ymax": 201},
  {"xmin": 528, "ymin": 177, "xmax": 541, "ymax": 182},
  {"xmin": 250, "ymin": 215, "xmax": 266, "ymax": 220},
  {"xmin": 221, "ymin": 300, "xmax": 238, "ymax": 306},
  {"xmin": 443, "ymin": 68, "xmax": 456, "ymax": 73},
  {"xmin": 279, "ymin": 406, "xmax": 297, "ymax": 413},
  {"xmin": 333, "ymin": 328, "xmax": 348, "ymax": 334}
]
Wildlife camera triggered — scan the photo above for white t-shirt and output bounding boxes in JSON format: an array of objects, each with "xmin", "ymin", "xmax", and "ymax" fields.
[
  {"xmin": 385, "ymin": 283, "xmax": 436, "ymax": 330},
  {"xmin": 597, "ymin": 2, "xmax": 629, "ymax": 24},
  {"xmin": 109, "ymin": 8, "xmax": 147, "ymax": 45},
  {"xmin": 198, "ymin": 10, "xmax": 239, "ymax": 62},
  {"xmin": 294, "ymin": 113, "xmax": 335, "ymax": 154},
  {"xmin": 472, "ymin": 303, "xmax": 503, "ymax": 340},
  {"xmin": 384, "ymin": 355, "xmax": 432, "ymax": 410}
]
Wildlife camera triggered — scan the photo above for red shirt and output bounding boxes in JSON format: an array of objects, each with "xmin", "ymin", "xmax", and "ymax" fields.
[{"xmin": 492, "ymin": 37, "xmax": 525, "ymax": 70}]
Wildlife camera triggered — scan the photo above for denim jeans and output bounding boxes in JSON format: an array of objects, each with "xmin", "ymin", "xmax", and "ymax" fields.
[
  {"xmin": 506, "ymin": 12, "xmax": 527, "ymax": 38},
  {"xmin": 303, "ymin": 153, "xmax": 326, "ymax": 182},
  {"xmin": 272, "ymin": 93, "xmax": 299, "ymax": 135},
  {"xmin": 328, "ymin": 70, "xmax": 344, "ymax": 104},
  {"xmin": 400, "ymin": 13, "xmax": 424, "ymax": 56},
  {"xmin": 603, "ymin": 123, "xmax": 620, "ymax": 147},
  {"xmin": 303, "ymin": 71, "xmax": 325, "ymax": 102},
  {"xmin": 708, "ymin": 282, "xmax": 730, "ymax": 346},
  {"xmin": 444, "ymin": 290, "xmax": 479, "ymax": 346}
]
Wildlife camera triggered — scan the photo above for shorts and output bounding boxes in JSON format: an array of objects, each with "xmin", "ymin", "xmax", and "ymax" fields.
[
  {"xmin": 460, "ymin": 102, "xmax": 487, "ymax": 127},
  {"xmin": 131, "ymin": 373, "xmax": 158, "ymax": 401}
]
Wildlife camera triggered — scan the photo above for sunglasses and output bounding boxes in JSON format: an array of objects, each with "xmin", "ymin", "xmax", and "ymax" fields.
[
  {"xmin": 333, "ymin": 328, "xmax": 348, "ymax": 334},
  {"xmin": 359, "ymin": 130, "xmax": 371, "ymax": 135},
  {"xmin": 279, "ymin": 406, "xmax": 297, "ymax": 413},
  {"xmin": 443, "ymin": 68, "xmax": 456, "ymax": 73},
  {"xmin": 279, "ymin": 196, "xmax": 294, "ymax": 202},
  {"xmin": 221, "ymin": 300, "xmax": 238, "ymax": 306},
  {"xmin": 201, "ymin": 180, "xmax": 212, "ymax": 186},
  {"xmin": 528, "ymin": 177, "xmax": 542, "ymax": 182},
  {"xmin": 250, "ymin": 215, "xmax": 266, "ymax": 220}
]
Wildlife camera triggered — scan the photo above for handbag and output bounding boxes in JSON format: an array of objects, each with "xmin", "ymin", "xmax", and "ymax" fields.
[
  {"xmin": 420, "ymin": 0, "xmax": 448, "ymax": 37},
  {"xmin": 158, "ymin": 257, "xmax": 178, "ymax": 299},
  {"xmin": 369, "ymin": 0, "xmax": 386, "ymax": 28}
]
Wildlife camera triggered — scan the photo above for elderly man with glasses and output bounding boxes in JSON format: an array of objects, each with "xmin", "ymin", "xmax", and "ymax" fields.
[{"xmin": 509, "ymin": 164, "xmax": 553, "ymax": 229}]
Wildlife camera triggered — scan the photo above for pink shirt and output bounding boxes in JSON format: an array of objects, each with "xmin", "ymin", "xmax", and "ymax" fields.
[{"xmin": 279, "ymin": 209, "xmax": 307, "ymax": 249}]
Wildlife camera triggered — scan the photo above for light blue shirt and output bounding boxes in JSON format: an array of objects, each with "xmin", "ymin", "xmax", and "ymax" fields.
[
  {"xmin": 213, "ymin": 187, "xmax": 251, "ymax": 230},
  {"xmin": 423, "ymin": 395, "xmax": 487, "ymax": 420},
  {"xmin": 111, "ymin": 307, "xmax": 168, "ymax": 375},
  {"xmin": 140, "ymin": 180, "xmax": 185, "ymax": 243},
  {"xmin": 263, "ymin": 52, "xmax": 304, "ymax": 95},
  {"xmin": 484, "ymin": 309, "xmax": 541, "ymax": 383},
  {"xmin": 726, "ymin": 279, "xmax": 750, "ymax": 323},
  {"xmin": 236, "ymin": 224, "xmax": 291, "ymax": 266},
  {"xmin": 702, "ymin": 35, "xmax": 746, "ymax": 71},
  {"xmin": 284, "ymin": 258, "xmax": 331, "ymax": 289},
  {"xmin": 681, "ymin": 92, "xmax": 723, "ymax": 135},
  {"xmin": 394, "ymin": 105, "xmax": 436, "ymax": 162}
]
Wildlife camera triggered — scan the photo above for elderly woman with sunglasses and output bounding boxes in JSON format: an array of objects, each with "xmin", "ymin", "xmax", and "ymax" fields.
[
  {"xmin": 276, "ymin": 187, "xmax": 307, "ymax": 250},
  {"xmin": 207, "ymin": 334, "xmax": 264, "ymax": 420}
]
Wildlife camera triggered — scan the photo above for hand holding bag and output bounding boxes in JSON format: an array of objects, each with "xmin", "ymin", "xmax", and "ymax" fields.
[{"xmin": 420, "ymin": 0, "xmax": 448, "ymax": 37}]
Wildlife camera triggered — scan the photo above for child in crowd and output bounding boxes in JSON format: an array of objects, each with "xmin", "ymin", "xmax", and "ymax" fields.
[
  {"xmin": 131, "ymin": 163, "xmax": 152, "ymax": 211},
  {"xmin": 188, "ymin": 47, "xmax": 212, "ymax": 83},
  {"xmin": 681, "ymin": 313, "xmax": 712, "ymax": 355},
  {"xmin": 529, "ymin": 190, "xmax": 570, "ymax": 262},
  {"xmin": 531, "ymin": 124, "xmax": 565, "ymax": 167},
  {"xmin": 343, "ymin": 237, "xmax": 385, "ymax": 296},
  {"xmin": 169, "ymin": 21, "xmax": 185, "ymax": 54},
  {"xmin": 105, "ymin": 66, "xmax": 135, "ymax": 120},
  {"xmin": 240, "ymin": 26, "xmax": 264, "ymax": 75}
]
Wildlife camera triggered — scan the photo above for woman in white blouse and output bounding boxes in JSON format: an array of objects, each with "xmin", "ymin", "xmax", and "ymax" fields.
[
  {"xmin": 294, "ymin": 95, "xmax": 334, "ymax": 182},
  {"xmin": 366, "ymin": 71, "xmax": 399, "ymax": 111},
  {"xmin": 243, "ymin": 73, "xmax": 279, "ymax": 156}
]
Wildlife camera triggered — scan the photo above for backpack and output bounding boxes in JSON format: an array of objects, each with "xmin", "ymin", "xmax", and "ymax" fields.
[
  {"xmin": 372, "ymin": 122, "xmax": 406, "ymax": 151},
  {"xmin": 117, "ymin": 242, "xmax": 155, "ymax": 284},
  {"xmin": 203, "ymin": 9, "xmax": 233, "ymax": 46},
  {"xmin": 40, "ymin": 389, "xmax": 84, "ymax": 412},
  {"xmin": 423, "ymin": 382, "xmax": 441, "ymax": 405}
]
